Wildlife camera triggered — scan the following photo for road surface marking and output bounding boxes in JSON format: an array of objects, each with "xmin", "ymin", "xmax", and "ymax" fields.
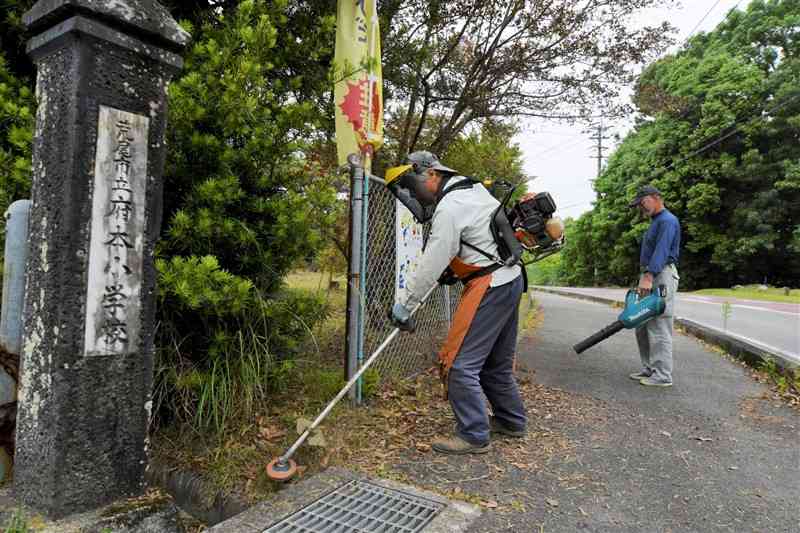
[{"xmin": 680, "ymin": 297, "xmax": 799, "ymax": 317}]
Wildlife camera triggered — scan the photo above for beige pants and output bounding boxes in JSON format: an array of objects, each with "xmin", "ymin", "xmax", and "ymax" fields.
[{"xmin": 635, "ymin": 265, "xmax": 679, "ymax": 381}]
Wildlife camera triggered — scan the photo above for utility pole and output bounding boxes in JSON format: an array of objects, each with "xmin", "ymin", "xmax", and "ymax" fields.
[{"xmin": 589, "ymin": 119, "xmax": 609, "ymax": 180}]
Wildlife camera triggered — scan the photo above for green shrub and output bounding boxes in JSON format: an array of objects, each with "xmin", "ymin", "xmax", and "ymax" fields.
[
  {"xmin": 153, "ymin": 268, "xmax": 329, "ymax": 432},
  {"xmin": 149, "ymin": 0, "xmax": 338, "ymax": 433},
  {"xmin": 0, "ymin": 50, "xmax": 34, "ymax": 239}
]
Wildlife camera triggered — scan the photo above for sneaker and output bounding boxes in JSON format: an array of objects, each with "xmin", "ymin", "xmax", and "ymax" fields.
[
  {"xmin": 639, "ymin": 376, "xmax": 673, "ymax": 387},
  {"xmin": 431, "ymin": 435, "xmax": 491, "ymax": 455},
  {"xmin": 489, "ymin": 416, "xmax": 526, "ymax": 438},
  {"xmin": 629, "ymin": 369, "xmax": 653, "ymax": 381}
]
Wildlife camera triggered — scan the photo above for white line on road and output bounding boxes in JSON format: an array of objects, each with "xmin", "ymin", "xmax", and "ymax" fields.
[{"xmin": 680, "ymin": 297, "xmax": 799, "ymax": 317}]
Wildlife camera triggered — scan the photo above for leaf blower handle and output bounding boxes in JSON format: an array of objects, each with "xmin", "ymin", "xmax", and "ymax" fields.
[{"xmin": 573, "ymin": 320, "xmax": 625, "ymax": 354}]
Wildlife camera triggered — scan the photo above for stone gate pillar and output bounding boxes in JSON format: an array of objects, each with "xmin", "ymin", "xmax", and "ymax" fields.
[{"xmin": 15, "ymin": 0, "xmax": 188, "ymax": 518}]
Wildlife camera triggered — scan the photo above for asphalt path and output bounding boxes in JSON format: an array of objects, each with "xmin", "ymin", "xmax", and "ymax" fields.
[
  {"xmin": 392, "ymin": 291, "xmax": 800, "ymax": 532},
  {"xmin": 511, "ymin": 292, "xmax": 800, "ymax": 532},
  {"xmin": 544, "ymin": 286, "xmax": 800, "ymax": 360}
]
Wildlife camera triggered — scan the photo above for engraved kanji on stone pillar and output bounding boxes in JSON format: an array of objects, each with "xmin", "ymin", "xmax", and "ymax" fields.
[{"xmin": 15, "ymin": 0, "xmax": 188, "ymax": 519}]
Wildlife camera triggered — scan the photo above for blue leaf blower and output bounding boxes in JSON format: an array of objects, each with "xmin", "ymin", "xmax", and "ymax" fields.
[{"xmin": 573, "ymin": 286, "xmax": 666, "ymax": 354}]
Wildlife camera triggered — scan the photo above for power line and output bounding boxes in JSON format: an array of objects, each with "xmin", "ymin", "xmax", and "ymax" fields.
[
  {"xmin": 525, "ymin": 2, "xmax": 752, "ymax": 180},
  {"xmin": 587, "ymin": 2, "xmax": 751, "ymax": 178},
  {"xmin": 652, "ymin": 90, "xmax": 800, "ymax": 178},
  {"xmin": 685, "ymin": 0, "xmax": 727, "ymax": 40},
  {"xmin": 527, "ymin": 3, "xmax": 749, "ymax": 165},
  {"xmin": 529, "ymin": 134, "xmax": 588, "ymax": 159},
  {"xmin": 558, "ymin": 200, "xmax": 593, "ymax": 211},
  {"xmin": 556, "ymin": 91, "xmax": 800, "ymax": 218}
]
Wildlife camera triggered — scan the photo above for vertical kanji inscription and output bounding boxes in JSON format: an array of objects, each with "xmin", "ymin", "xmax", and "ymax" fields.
[{"xmin": 84, "ymin": 105, "xmax": 149, "ymax": 356}]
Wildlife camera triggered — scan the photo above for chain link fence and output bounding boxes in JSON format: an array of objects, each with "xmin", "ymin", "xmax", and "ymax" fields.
[{"xmin": 360, "ymin": 183, "xmax": 461, "ymax": 379}]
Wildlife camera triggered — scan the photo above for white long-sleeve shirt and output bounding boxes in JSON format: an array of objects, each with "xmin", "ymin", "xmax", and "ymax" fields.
[{"xmin": 402, "ymin": 176, "xmax": 522, "ymax": 309}]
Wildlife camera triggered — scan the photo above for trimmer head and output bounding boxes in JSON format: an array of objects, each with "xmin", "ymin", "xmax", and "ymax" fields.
[{"xmin": 266, "ymin": 457, "xmax": 298, "ymax": 482}]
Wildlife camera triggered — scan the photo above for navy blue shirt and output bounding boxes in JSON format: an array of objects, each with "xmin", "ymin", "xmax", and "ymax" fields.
[{"xmin": 640, "ymin": 208, "xmax": 680, "ymax": 275}]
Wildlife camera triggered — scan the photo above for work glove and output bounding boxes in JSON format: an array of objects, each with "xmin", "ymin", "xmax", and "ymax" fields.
[{"xmin": 388, "ymin": 303, "xmax": 415, "ymax": 332}]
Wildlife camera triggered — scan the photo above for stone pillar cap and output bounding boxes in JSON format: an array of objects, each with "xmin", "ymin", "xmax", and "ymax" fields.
[{"xmin": 24, "ymin": 0, "xmax": 190, "ymax": 51}]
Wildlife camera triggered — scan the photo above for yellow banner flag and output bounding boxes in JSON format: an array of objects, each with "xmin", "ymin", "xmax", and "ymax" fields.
[{"xmin": 334, "ymin": 0, "xmax": 384, "ymax": 166}]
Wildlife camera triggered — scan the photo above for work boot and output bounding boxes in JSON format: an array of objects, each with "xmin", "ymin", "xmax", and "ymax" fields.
[
  {"xmin": 431, "ymin": 435, "xmax": 490, "ymax": 455},
  {"xmin": 489, "ymin": 416, "xmax": 526, "ymax": 438},
  {"xmin": 629, "ymin": 368, "xmax": 652, "ymax": 381},
  {"xmin": 639, "ymin": 376, "xmax": 673, "ymax": 387}
]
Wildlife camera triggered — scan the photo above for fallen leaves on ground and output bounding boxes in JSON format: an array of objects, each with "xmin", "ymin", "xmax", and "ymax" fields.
[
  {"xmin": 150, "ymin": 362, "xmax": 611, "ymax": 515},
  {"xmin": 304, "ymin": 364, "xmax": 612, "ymax": 514}
]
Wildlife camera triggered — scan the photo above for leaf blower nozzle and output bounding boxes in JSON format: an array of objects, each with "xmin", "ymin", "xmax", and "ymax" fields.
[
  {"xmin": 573, "ymin": 320, "xmax": 625, "ymax": 353},
  {"xmin": 573, "ymin": 287, "xmax": 666, "ymax": 354}
]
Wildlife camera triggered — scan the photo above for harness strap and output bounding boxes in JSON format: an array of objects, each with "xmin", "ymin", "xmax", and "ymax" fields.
[
  {"xmin": 438, "ymin": 179, "xmax": 504, "ymax": 264},
  {"xmin": 461, "ymin": 239, "xmax": 501, "ymax": 264}
]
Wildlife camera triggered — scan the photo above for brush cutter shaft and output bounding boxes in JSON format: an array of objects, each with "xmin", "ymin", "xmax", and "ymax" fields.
[{"xmin": 277, "ymin": 283, "xmax": 440, "ymax": 464}]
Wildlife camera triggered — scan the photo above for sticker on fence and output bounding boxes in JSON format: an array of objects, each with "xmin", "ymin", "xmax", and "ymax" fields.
[{"xmin": 395, "ymin": 199, "xmax": 424, "ymax": 304}]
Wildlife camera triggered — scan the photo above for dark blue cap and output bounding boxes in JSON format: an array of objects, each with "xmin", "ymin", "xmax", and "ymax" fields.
[{"xmin": 629, "ymin": 185, "xmax": 661, "ymax": 207}]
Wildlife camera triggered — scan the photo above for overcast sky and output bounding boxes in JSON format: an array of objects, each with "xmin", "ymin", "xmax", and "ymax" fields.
[{"xmin": 516, "ymin": 0, "xmax": 749, "ymax": 220}]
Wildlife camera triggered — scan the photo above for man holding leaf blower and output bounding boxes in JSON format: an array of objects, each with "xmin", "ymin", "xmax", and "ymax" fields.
[
  {"xmin": 386, "ymin": 151, "xmax": 528, "ymax": 455},
  {"xmin": 629, "ymin": 185, "xmax": 681, "ymax": 387}
]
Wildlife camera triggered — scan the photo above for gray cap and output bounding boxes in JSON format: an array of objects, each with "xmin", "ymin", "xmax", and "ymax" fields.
[
  {"xmin": 629, "ymin": 184, "xmax": 661, "ymax": 207},
  {"xmin": 405, "ymin": 151, "xmax": 457, "ymax": 177}
]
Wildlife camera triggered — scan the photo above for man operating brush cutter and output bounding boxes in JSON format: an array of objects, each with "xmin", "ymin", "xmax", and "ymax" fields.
[
  {"xmin": 385, "ymin": 151, "xmax": 532, "ymax": 455},
  {"xmin": 265, "ymin": 155, "xmax": 562, "ymax": 480}
]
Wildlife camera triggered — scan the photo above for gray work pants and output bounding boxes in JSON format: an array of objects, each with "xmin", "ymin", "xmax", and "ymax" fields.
[
  {"xmin": 447, "ymin": 275, "xmax": 527, "ymax": 446},
  {"xmin": 635, "ymin": 264, "xmax": 680, "ymax": 382}
]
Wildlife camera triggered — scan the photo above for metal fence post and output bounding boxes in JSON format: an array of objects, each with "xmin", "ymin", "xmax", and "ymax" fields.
[
  {"xmin": 345, "ymin": 156, "xmax": 364, "ymax": 401},
  {"xmin": 356, "ymin": 160, "xmax": 371, "ymax": 402}
]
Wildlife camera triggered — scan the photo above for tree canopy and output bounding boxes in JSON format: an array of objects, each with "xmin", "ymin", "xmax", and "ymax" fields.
[
  {"xmin": 555, "ymin": 0, "xmax": 800, "ymax": 289},
  {"xmin": 380, "ymin": 0, "xmax": 677, "ymax": 159}
]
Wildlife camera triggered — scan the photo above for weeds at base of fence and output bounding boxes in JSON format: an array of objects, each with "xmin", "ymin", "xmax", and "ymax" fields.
[{"xmin": 149, "ymin": 354, "xmax": 384, "ymax": 502}]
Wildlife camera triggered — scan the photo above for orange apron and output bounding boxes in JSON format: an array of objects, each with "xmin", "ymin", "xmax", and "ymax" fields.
[{"xmin": 438, "ymin": 257, "xmax": 494, "ymax": 395}]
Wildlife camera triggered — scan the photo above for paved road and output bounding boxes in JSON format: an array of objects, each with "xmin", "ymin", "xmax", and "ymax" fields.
[
  {"xmin": 391, "ymin": 291, "xmax": 800, "ymax": 532},
  {"xmin": 542, "ymin": 286, "xmax": 800, "ymax": 360}
]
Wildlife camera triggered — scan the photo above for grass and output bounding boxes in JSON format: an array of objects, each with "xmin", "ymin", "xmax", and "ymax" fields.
[
  {"xmin": 151, "ymin": 269, "xmax": 355, "ymax": 503},
  {"xmin": 2, "ymin": 509, "xmax": 31, "ymax": 533},
  {"xmin": 690, "ymin": 286, "xmax": 800, "ymax": 304},
  {"xmin": 519, "ymin": 292, "xmax": 543, "ymax": 333},
  {"xmin": 150, "ymin": 356, "xmax": 386, "ymax": 503},
  {"xmin": 284, "ymin": 270, "xmax": 348, "ymax": 364},
  {"xmin": 284, "ymin": 270, "xmax": 347, "ymax": 296},
  {"xmin": 759, "ymin": 358, "xmax": 800, "ymax": 405}
]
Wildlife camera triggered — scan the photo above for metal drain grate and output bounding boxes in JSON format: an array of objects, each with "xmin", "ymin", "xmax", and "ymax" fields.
[{"xmin": 263, "ymin": 480, "xmax": 445, "ymax": 532}]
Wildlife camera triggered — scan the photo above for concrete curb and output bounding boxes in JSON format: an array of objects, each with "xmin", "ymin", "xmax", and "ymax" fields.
[{"xmin": 531, "ymin": 286, "xmax": 798, "ymax": 370}]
